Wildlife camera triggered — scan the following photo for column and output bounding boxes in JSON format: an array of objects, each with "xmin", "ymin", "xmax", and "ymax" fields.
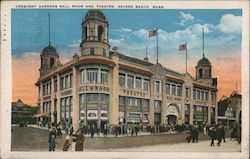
[
  {"xmin": 39, "ymin": 82, "xmax": 43, "ymax": 114},
  {"xmin": 51, "ymin": 78, "xmax": 55, "ymax": 124},
  {"xmin": 161, "ymin": 79, "xmax": 166, "ymax": 124},
  {"xmin": 148, "ymin": 79, "xmax": 154, "ymax": 124},
  {"xmin": 189, "ymin": 84, "xmax": 194, "ymax": 124},
  {"xmin": 215, "ymin": 92, "xmax": 218, "ymax": 124},
  {"xmin": 109, "ymin": 54, "xmax": 119, "ymax": 125},
  {"xmin": 72, "ymin": 66, "xmax": 80, "ymax": 130},
  {"xmin": 56, "ymin": 74, "xmax": 61, "ymax": 124},
  {"xmin": 208, "ymin": 90, "xmax": 211, "ymax": 123}
]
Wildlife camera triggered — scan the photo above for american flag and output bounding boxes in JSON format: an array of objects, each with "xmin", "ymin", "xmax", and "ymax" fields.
[
  {"xmin": 179, "ymin": 44, "xmax": 187, "ymax": 51},
  {"xmin": 149, "ymin": 29, "xmax": 158, "ymax": 37}
]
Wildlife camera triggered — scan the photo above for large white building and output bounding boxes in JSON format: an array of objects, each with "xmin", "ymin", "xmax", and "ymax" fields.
[{"xmin": 35, "ymin": 10, "xmax": 218, "ymax": 131}]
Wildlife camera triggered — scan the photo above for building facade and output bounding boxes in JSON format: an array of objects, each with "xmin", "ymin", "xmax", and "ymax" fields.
[
  {"xmin": 36, "ymin": 10, "xmax": 218, "ymax": 131},
  {"xmin": 217, "ymin": 91, "xmax": 242, "ymax": 125}
]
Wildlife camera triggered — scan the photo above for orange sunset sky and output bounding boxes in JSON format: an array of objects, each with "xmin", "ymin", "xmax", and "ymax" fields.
[{"xmin": 12, "ymin": 52, "xmax": 241, "ymax": 106}]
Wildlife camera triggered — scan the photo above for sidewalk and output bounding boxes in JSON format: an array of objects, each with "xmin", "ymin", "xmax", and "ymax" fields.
[{"xmin": 26, "ymin": 124, "xmax": 188, "ymax": 138}]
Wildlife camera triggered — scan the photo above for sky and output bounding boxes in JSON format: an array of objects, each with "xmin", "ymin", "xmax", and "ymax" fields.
[{"xmin": 12, "ymin": 9, "xmax": 242, "ymax": 105}]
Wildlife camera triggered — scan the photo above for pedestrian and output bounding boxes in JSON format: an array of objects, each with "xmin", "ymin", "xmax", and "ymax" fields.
[
  {"xmin": 71, "ymin": 131, "xmax": 77, "ymax": 151},
  {"xmin": 103, "ymin": 123, "xmax": 108, "ymax": 137},
  {"xmin": 48, "ymin": 128, "xmax": 57, "ymax": 151},
  {"xmin": 90, "ymin": 123, "xmax": 95, "ymax": 138},
  {"xmin": 49, "ymin": 135, "xmax": 56, "ymax": 151},
  {"xmin": 208, "ymin": 125, "xmax": 216, "ymax": 146},
  {"xmin": 222, "ymin": 125, "xmax": 226, "ymax": 142},
  {"xmin": 62, "ymin": 134, "xmax": 71, "ymax": 151},
  {"xmin": 216, "ymin": 124, "xmax": 223, "ymax": 146},
  {"xmin": 75, "ymin": 130, "xmax": 85, "ymax": 151}
]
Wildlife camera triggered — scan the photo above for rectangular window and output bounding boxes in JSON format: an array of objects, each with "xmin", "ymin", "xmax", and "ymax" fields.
[
  {"xmin": 155, "ymin": 81, "xmax": 160, "ymax": 93},
  {"xmin": 136, "ymin": 77, "xmax": 142, "ymax": 89},
  {"xmin": 166, "ymin": 83, "xmax": 171, "ymax": 95},
  {"xmin": 100, "ymin": 69, "xmax": 108, "ymax": 84},
  {"xmin": 87, "ymin": 68, "xmax": 98, "ymax": 83},
  {"xmin": 186, "ymin": 87, "xmax": 190, "ymax": 98},
  {"xmin": 154, "ymin": 100, "xmax": 161, "ymax": 109},
  {"xmin": 211, "ymin": 92, "xmax": 215, "ymax": 102},
  {"xmin": 205, "ymin": 92, "xmax": 208, "ymax": 101},
  {"xmin": 127, "ymin": 97, "xmax": 133, "ymax": 106},
  {"xmin": 177, "ymin": 85, "xmax": 182, "ymax": 97},
  {"xmin": 143, "ymin": 79, "xmax": 149, "ymax": 91},
  {"xmin": 197, "ymin": 90, "xmax": 200, "ymax": 100},
  {"xmin": 100, "ymin": 94, "xmax": 109, "ymax": 104},
  {"xmin": 171, "ymin": 85, "xmax": 176, "ymax": 95},
  {"xmin": 90, "ymin": 48, "xmax": 95, "ymax": 55},
  {"xmin": 142, "ymin": 99, "xmax": 149, "ymax": 107},
  {"xmin": 127, "ymin": 75, "xmax": 134, "ymax": 89},
  {"xmin": 79, "ymin": 94, "xmax": 85, "ymax": 105},
  {"xmin": 54, "ymin": 79, "xmax": 57, "ymax": 92},
  {"xmin": 201, "ymin": 91, "xmax": 204, "ymax": 100},
  {"xmin": 80, "ymin": 70, "xmax": 84, "ymax": 85},
  {"xmin": 119, "ymin": 73, "xmax": 125, "ymax": 87},
  {"xmin": 119, "ymin": 96, "xmax": 125, "ymax": 105},
  {"xmin": 193, "ymin": 89, "xmax": 196, "ymax": 99},
  {"xmin": 87, "ymin": 94, "xmax": 98, "ymax": 103},
  {"xmin": 60, "ymin": 77, "xmax": 64, "ymax": 90}
]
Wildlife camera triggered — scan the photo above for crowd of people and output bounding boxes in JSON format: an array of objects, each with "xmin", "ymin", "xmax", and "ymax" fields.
[{"xmin": 45, "ymin": 120, "xmax": 241, "ymax": 151}]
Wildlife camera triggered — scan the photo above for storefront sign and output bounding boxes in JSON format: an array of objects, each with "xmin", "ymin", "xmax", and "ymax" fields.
[
  {"xmin": 194, "ymin": 100, "xmax": 208, "ymax": 106},
  {"xmin": 87, "ymin": 110, "xmax": 98, "ymax": 120},
  {"xmin": 121, "ymin": 89, "xmax": 149, "ymax": 98},
  {"xmin": 61, "ymin": 89, "xmax": 72, "ymax": 97},
  {"xmin": 100, "ymin": 110, "xmax": 108, "ymax": 120},
  {"xmin": 79, "ymin": 86, "xmax": 110, "ymax": 93},
  {"xmin": 166, "ymin": 96, "xmax": 181, "ymax": 102}
]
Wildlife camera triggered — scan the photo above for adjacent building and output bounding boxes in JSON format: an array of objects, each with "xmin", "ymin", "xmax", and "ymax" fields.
[
  {"xmin": 217, "ymin": 91, "xmax": 242, "ymax": 125},
  {"xmin": 35, "ymin": 10, "xmax": 218, "ymax": 131},
  {"xmin": 12, "ymin": 99, "xmax": 38, "ymax": 124}
]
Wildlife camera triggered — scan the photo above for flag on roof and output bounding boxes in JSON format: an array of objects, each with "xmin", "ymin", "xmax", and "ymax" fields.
[
  {"xmin": 179, "ymin": 44, "xmax": 187, "ymax": 51},
  {"xmin": 149, "ymin": 29, "xmax": 158, "ymax": 37}
]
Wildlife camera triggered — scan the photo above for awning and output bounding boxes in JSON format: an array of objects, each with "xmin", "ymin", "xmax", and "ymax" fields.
[{"xmin": 32, "ymin": 112, "xmax": 49, "ymax": 118}]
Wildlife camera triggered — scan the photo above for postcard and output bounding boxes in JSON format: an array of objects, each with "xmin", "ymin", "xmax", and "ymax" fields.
[{"xmin": 0, "ymin": 1, "xmax": 249, "ymax": 159}]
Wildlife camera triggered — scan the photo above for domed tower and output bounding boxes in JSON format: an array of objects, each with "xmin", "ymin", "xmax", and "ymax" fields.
[
  {"xmin": 196, "ymin": 56, "xmax": 212, "ymax": 79},
  {"xmin": 80, "ymin": 10, "xmax": 109, "ymax": 56},
  {"xmin": 39, "ymin": 13, "xmax": 60, "ymax": 77},
  {"xmin": 39, "ymin": 44, "xmax": 60, "ymax": 77}
]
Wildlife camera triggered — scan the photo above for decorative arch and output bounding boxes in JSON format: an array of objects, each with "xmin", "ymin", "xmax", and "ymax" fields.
[{"xmin": 166, "ymin": 103, "xmax": 181, "ymax": 117}]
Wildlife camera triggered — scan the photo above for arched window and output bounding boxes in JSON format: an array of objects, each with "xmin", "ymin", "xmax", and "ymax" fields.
[
  {"xmin": 199, "ymin": 68, "xmax": 203, "ymax": 78},
  {"xmin": 85, "ymin": 27, "xmax": 88, "ymax": 40},
  {"xmin": 98, "ymin": 26, "xmax": 104, "ymax": 41},
  {"xmin": 50, "ymin": 58, "xmax": 55, "ymax": 68}
]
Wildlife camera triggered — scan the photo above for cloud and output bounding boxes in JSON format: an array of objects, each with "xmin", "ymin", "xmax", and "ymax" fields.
[
  {"xmin": 217, "ymin": 14, "xmax": 242, "ymax": 33},
  {"xmin": 179, "ymin": 11, "xmax": 195, "ymax": 26},
  {"xmin": 120, "ymin": 28, "xmax": 132, "ymax": 33}
]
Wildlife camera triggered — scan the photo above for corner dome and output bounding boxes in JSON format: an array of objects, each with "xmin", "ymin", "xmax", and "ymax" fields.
[
  {"xmin": 85, "ymin": 10, "xmax": 106, "ymax": 21},
  {"xmin": 42, "ymin": 44, "xmax": 57, "ymax": 54},
  {"xmin": 197, "ymin": 57, "xmax": 211, "ymax": 66}
]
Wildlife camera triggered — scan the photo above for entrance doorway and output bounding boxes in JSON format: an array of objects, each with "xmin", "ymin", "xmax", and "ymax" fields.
[{"xmin": 167, "ymin": 115, "xmax": 177, "ymax": 125}]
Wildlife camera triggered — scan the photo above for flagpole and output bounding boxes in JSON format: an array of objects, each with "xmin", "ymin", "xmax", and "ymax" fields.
[
  {"xmin": 156, "ymin": 28, "xmax": 159, "ymax": 63},
  {"xmin": 185, "ymin": 42, "xmax": 187, "ymax": 73}
]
